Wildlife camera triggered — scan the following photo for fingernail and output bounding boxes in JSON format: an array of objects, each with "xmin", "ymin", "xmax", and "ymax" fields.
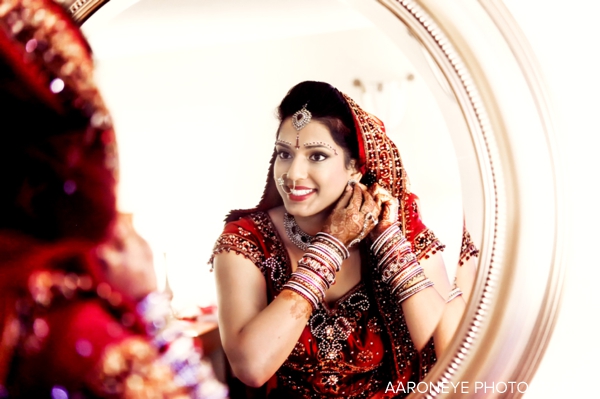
[{"xmin": 348, "ymin": 179, "xmax": 357, "ymax": 186}]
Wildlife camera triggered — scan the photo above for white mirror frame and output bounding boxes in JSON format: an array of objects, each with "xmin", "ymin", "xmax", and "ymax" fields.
[{"xmin": 67, "ymin": 0, "xmax": 565, "ymax": 397}]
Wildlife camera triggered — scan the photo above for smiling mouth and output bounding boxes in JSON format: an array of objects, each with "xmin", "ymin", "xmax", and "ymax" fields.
[{"xmin": 289, "ymin": 188, "xmax": 315, "ymax": 196}]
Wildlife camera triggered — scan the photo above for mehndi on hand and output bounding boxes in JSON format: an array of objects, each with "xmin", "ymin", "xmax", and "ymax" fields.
[
  {"xmin": 368, "ymin": 183, "xmax": 399, "ymax": 242},
  {"xmin": 322, "ymin": 182, "xmax": 380, "ymax": 248}
]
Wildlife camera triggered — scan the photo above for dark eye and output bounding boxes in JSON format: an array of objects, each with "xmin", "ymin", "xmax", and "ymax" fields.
[
  {"xmin": 277, "ymin": 150, "xmax": 292, "ymax": 160},
  {"xmin": 309, "ymin": 152, "xmax": 328, "ymax": 162}
]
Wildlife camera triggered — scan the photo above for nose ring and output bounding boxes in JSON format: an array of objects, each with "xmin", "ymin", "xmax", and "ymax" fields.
[{"xmin": 277, "ymin": 173, "xmax": 295, "ymax": 194}]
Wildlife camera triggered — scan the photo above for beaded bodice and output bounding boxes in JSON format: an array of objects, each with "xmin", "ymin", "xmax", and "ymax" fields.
[
  {"xmin": 211, "ymin": 211, "xmax": 420, "ymax": 398},
  {"xmin": 278, "ymin": 282, "xmax": 391, "ymax": 398}
]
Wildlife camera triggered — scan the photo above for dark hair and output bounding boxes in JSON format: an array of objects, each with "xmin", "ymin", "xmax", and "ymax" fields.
[{"xmin": 277, "ymin": 81, "xmax": 360, "ymax": 169}]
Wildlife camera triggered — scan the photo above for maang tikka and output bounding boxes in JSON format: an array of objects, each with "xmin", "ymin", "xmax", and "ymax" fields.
[{"xmin": 291, "ymin": 103, "xmax": 312, "ymax": 149}]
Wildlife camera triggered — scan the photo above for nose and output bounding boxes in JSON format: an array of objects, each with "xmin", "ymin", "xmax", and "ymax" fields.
[{"xmin": 286, "ymin": 156, "xmax": 308, "ymax": 184}]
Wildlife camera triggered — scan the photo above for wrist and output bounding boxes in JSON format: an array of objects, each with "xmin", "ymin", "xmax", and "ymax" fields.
[
  {"xmin": 282, "ymin": 233, "xmax": 349, "ymax": 310},
  {"xmin": 370, "ymin": 222, "xmax": 401, "ymax": 255},
  {"xmin": 371, "ymin": 225, "xmax": 434, "ymax": 303}
]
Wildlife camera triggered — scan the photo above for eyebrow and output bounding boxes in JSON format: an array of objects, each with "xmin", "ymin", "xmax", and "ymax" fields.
[
  {"xmin": 304, "ymin": 141, "xmax": 338, "ymax": 155},
  {"xmin": 275, "ymin": 139, "xmax": 294, "ymax": 148}
]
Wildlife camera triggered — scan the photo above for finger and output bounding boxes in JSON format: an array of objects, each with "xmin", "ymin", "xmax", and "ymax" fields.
[
  {"xmin": 374, "ymin": 185, "xmax": 394, "ymax": 203},
  {"xmin": 361, "ymin": 190, "xmax": 380, "ymax": 220},
  {"xmin": 333, "ymin": 183, "xmax": 354, "ymax": 210},
  {"xmin": 373, "ymin": 194, "xmax": 383, "ymax": 209},
  {"xmin": 347, "ymin": 183, "xmax": 364, "ymax": 211},
  {"xmin": 367, "ymin": 182, "xmax": 381, "ymax": 197},
  {"xmin": 381, "ymin": 197, "xmax": 399, "ymax": 223}
]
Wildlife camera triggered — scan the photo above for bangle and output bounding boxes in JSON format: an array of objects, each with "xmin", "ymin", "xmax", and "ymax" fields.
[
  {"xmin": 371, "ymin": 223, "xmax": 401, "ymax": 256},
  {"xmin": 283, "ymin": 267, "xmax": 328, "ymax": 311},
  {"xmin": 447, "ymin": 286, "xmax": 463, "ymax": 303},
  {"xmin": 283, "ymin": 281, "xmax": 321, "ymax": 310},
  {"xmin": 298, "ymin": 257, "xmax": 336, "ymax": 288},
  {"xmin": 315, "ymin": 232, "xmax": 350, "ymax": 260},
  {"xmin": 396, "ymin": 277, "xmax": 434, "ymax": 303}
]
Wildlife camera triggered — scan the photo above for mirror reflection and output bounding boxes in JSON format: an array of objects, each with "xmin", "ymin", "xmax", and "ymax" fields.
[
  {"xmin": 79, "ymin": 0, "xmax": 481, "ymax": 396},
  {"xmin": 83, "ymin": 0, "xmax": 478, "ymax": 310}
]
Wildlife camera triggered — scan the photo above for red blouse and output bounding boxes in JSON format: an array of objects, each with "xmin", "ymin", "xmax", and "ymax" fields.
[{"xmin": 212, "ymin": 211, "xmax": 438, "ymax": 399}]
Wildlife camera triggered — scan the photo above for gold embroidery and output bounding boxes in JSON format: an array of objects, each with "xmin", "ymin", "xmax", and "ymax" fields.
[
  {"xmin": 210, "ymin": 233, "xmax": 264, "ymax": 269},
  {"xmin": 412, "ymin": 228, "xmax": 445, "ymax": 260},
  {"xmin": 459, "ymin": 227, "xmax": 480, "ymax": 265},
  {"xmin": 342, "ymin": 94, "xmax": 407, "ymax": 199}
]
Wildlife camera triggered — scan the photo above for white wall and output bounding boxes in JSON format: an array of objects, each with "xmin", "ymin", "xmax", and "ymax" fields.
[{"xmin": 502, "ymin": 0, "xmax": 600, "ymax": 397}]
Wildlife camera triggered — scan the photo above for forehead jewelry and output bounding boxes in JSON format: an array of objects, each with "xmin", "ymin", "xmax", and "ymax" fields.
[
  {"xmin": 291, "ymin": 103, "xmax": 312, "ymax": 149},
  {"xmin": 304, "ymin": 141, "xmax": 338, "ymax": 155},
  {"xmin": 275, "ymin": 139, "xmax": 294, "ymax": 147}
]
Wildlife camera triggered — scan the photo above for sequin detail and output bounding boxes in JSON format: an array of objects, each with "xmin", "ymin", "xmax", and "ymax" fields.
[
  {"xmin": 412, "ymin": 228, "xmax": 446, "ymax": 260},
  {"xmin": 459, "ymin": 226, "xmax": 480, "ymax": 265},
  {"xmin": 281, "ymin": 285, "xmax": 388, "ymax": 398},
  {"xmin": 211, "ymin": 211, "xmax": 437, "ymax": 397},
  {"xmin": 210, "ymin": 212, "xmax": 290, "ymax": 291},
  {"xmin": 209, "ymin": 233, "xmax": 264, "ymax": 270}
]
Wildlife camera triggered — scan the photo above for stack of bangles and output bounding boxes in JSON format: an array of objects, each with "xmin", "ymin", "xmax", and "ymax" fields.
[
  {"xmin": 371, "ymin": 223, "xmax": 434, "ymax": 303},
  {"xmin": 283, "ymin": 232, "xmax": 349, "ymax": 310}
]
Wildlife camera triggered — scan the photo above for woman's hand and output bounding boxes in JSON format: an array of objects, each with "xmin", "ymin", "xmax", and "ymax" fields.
[
  {"xmin": 368, "ymin": 183, "xmax": 400, "ymax": 241},
  {"xmin": 321, "ymin": 183, "xmax": 380, "ymax": 247}
]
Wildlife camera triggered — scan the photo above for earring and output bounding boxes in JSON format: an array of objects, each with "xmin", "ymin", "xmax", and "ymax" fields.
[{"xmin": 348, "ymin": 179, "xmax": 358, "ymax": 186}]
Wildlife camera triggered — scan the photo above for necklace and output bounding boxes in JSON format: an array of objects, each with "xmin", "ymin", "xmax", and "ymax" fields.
[{"xmin": 283, "ymin": 212, "xmax": 314, "ymax": 251}]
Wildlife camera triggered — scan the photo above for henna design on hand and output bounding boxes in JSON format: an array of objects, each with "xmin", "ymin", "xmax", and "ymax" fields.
[
  {"xmin": 368, "ymin": 183, "xmax": 399, "ymax": 241},
  {"xmin": 322, "ymin": 183, "xmax": 381, "ymax": 247}
]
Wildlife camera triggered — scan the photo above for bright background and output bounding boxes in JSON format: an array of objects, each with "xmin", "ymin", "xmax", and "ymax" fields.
[
  {"xmin": 503, "ymin": 1, "xmax": 600, "ymax": 397},
  {"xmin": 81, "ymin": 0, "xmax": 600, "ymax": 396},
  {"xmin": 83, "ymin": 0, "xmax": 469, "ymax": 314}
]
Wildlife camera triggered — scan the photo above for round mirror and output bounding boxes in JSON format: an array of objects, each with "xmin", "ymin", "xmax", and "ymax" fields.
[
  {"xmin": 63, "ymin": 0, "xmax": 564, "ymax": 396},
  {"xmin": 80, "ymin": 0, "xmax": 479, "ymax": 316}
]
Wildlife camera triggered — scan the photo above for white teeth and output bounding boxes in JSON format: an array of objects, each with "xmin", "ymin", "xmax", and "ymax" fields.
[{"xmin": 290, "ymin": 188, "xmax": 314, "ymax": 196}]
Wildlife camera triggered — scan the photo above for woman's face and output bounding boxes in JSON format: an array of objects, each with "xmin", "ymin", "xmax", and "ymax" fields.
[{"xmin": 274, "ymin": 118, "xmax": 358, "ymax": 220}]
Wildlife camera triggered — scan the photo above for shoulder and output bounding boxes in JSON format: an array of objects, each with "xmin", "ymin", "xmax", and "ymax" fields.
[
  {"xmin": 222, "ymin": 211, "xmax": 268, "ymax": 235},
  {"xmin": 211, "ymin": 211, "xmax": 274, "ymax": 268}
]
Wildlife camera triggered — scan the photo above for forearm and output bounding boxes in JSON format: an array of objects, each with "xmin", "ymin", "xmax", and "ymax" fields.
[
  {"xmin": 400, "ymin": 286, "xmax": 445, "ymax": 351},
  {"xmin": 433, "ymin": 296, "xmax": 466, "ymax": 356},
  {"xmin": 222, "ymin": 289, "xmax": 311, "ymax": 387},
  {"xmin": 216, "ymin": 231, "xmax": 349, "ymax": 386},
  {"xmin": 372, "ymin": 224, "xmax": 456, "ymax": 354}
]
